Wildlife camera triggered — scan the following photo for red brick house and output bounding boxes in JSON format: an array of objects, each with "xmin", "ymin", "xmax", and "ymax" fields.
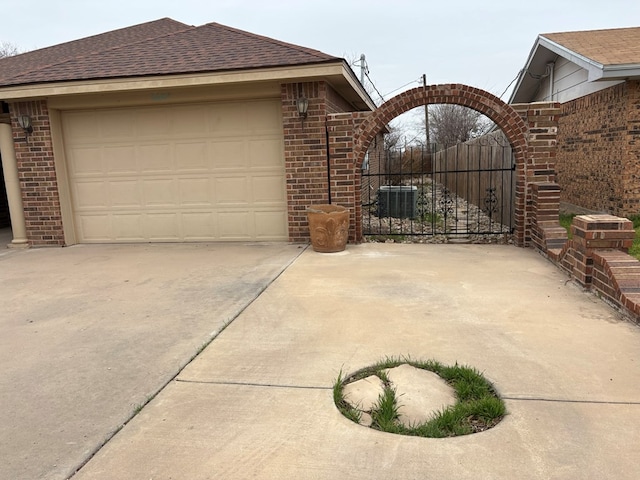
[
  {"xmin": 0, "ymin": 18, "xmax": 374, "ymax": 247},
  {"xmin": 509, "ymin": 27, "xmax": 640, "ymax": 216}
]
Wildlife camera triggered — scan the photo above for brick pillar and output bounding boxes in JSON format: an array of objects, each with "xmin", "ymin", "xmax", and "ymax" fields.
[
  {"xmin": 10, "ymin": 100, "xmax": 64, "ymax": 246},
  {"xmin": 565, "ymin": 214, "xmax": 635, "ymax": 288},
  {"xmin": 512, "ymin": 102, "xmax": 561, "ymax": 246},
  {"xmin": 326, "ymin": 112, "xmax": 369, "ymax": 242},
  {"xmin": 530, "ymin": 182, "xmax": 568, "ymax": 254},
  {"xmin": 281, "ymin": 82, "xmax": 330, "ymax": 243}
]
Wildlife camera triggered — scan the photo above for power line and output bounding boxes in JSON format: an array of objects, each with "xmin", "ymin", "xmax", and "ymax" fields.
[
  {"xmin": 383, "ymin": 78, "xmax": 423, "ymax": 98},
  {"xmin": 363, "ymin": 69, "xmax": 386, "ymax": 104},
  {"xmin": 499, "ymin": 69, "xmax": 523, "ymax": 100}
]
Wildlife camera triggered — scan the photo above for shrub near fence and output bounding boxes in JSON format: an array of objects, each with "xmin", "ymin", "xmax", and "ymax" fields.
[{"xmin": 431, "ymin": 131, "xmax": 514, "ymax": 228}]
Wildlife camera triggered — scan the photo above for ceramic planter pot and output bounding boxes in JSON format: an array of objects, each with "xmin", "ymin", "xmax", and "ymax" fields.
[{"xmin": 307, "ymin": 204, "xmax": 349, "ymax": 253}]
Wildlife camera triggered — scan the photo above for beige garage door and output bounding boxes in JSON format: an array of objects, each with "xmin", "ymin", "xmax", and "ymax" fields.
[{"xmin": 62, "ymin": 99, "xmax": 287, "ymax": 243}]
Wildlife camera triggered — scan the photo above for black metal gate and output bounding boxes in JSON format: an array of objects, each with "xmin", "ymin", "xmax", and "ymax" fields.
[{"xmin": 361, "ymin": 133, "xmax": 515, "ymax": 241}]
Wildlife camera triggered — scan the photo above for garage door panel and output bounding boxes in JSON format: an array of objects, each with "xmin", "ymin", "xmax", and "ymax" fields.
[
  {"xmin": 211, "ymin": 140, "xmax": 247, "ymax": 170},
  {"xmin": 77, "ymin": 214, "xmax": 112, "ymax": 241},
  {"xmin": 173, "ymin": 106, "xmax": 209, "ymax": 136},
  {"xmin": 138, "ymin": 144, "xmax": 173, "ymax": 172},
  {"xmin": 101, "ymin": 111, "xmax": 135, "ymax": 139},
  {"xmin": 249, "ymin": 138, "xmax": 284, "ymax": 168},
  {"xmin": 252, "ymin": 175, "xmax": 286, "ymax": 203},
  {"xmin": 112, "ymin": 214, "xmax": 145, "ymax": 241},
  {"xmin": 104, "ymin": 146, "xmax": 137, "ymax": 174},
  {"xmin": 209, "ymin": 103, "xmax": 246, "ymax": 136},
  {"xmin": 249, "ymin": 101, "xmax": 283, "ymax": 134},
  {"xmin": 74, "ymin": 181, "xmax": 108, "ymax": 209},
  {"xmin": 109, "ymin": 181, "xmax": 141, "ymax": 208},
  {"xmin": 175, "ymin": 142, "xmax": 209, "ymax": 171},
  {"xmin": 142, "ymin": 179, "xmax": 178, "ymax": 207},
  {"xmin": 63, "ymin": 99, "xmax": 286, "ymax": 243},
  {"xmin": 69, "ymin": 147, "xmax": 103, "ymax": 175},
  {"xmin": 215, "ymin": 177, "xmax": 248, "ymax": 205},
  {"xmin": 136, "ymin": 110, "xmax": 171, "ymax": 137},
  {"xmin": 146, "ymin": 213, "xmax": 180, "ymax": 240},
  {"xmin": 218, "ymin": 211, "xmax": 251, "ymax": 239},
  {"xmin": 182, "ymin": 212, "xmax": 217, "ymax": 239},
  {"xmin": 254, "ymin": 211, "xmax": 288, "ymax": 239},
  {"xmin": 64, "ymin": 112, "xmax": 100, "ymax": 141},
  {"xmin": 179, "ymin": 178, "xmax": 212, "ymax": 206}
]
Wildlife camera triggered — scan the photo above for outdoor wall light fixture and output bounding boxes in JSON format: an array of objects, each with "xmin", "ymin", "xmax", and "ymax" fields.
[
  {"xmin": 18, "ymin": 114, "xmax": 33, "ymax": 143},
  {"xmin": 296, "ymin": 96, "xmax": 309, "ymax": 119}
]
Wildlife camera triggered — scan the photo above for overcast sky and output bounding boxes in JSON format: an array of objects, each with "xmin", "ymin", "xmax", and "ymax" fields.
[{"xmin": 2, "ymin": 0, "xmax": 639, "ymax": 102}]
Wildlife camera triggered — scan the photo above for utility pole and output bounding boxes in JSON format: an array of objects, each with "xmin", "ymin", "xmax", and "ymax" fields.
[
  {"xmin": 359, "ymin": 54, "xmax": 367, "ymax": 85},
  {"xmin": 423, "ymin": 74, "xmax": 430, "ymax": 146}
]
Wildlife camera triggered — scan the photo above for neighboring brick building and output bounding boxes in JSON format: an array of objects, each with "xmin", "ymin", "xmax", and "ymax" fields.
[
  {"xmin": 556, "ymin": 81, "xmax": 640, "ymax": 216},
  {"xmin": 510, "ymin": 27, "xmax": 640, "ymax": 217}
]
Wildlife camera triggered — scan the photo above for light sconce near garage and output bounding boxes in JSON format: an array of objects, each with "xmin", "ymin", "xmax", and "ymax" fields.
[
  {"xmin": 17, "ymin": 115, "xmax": 33, "ymax": 143},
  {"xmin": 296, "ymin": 96, "xmax": 309, "ymax": 119}
]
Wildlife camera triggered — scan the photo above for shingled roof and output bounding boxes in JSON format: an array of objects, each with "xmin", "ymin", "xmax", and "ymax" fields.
[
  {"xmin": 0, "ymin": 18, "xmax": 341, "ymax": 87},
  {"xmin": 509, "ymin": 26, "xmax": 640, "ymax": 103},
  {"xmin": 541, "ymin": 27, "xmax": 640, "ymax": 66}
]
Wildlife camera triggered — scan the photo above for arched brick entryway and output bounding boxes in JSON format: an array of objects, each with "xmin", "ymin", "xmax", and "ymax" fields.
[{"xmin": 350, "ymin": 84, "xmax": 529, "ymax": 246}]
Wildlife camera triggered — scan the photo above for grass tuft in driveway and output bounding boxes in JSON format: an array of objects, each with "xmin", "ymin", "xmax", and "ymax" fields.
[{"xmin": 333, "ymin": 356, "xmax": 506, "ymax": 438}]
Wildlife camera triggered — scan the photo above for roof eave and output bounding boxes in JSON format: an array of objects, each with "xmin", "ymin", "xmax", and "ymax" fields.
[
  {"xmin": 509, "ymin": 34, "xmax": 621, "ymax": 103},
  {"xmin": 508, "ymin": 36, "xmax": 544, "ymax": 104},
  {"xmin": 599, "ymin": 64, "xmax": 640, "ymax": 80},
  {"xmin": 337, "ymin": 60, "xmax": 376, "ymax": 111},
  {"xmin": 0, "ymin": 62, "xmax": 374, "ymax": 108}
]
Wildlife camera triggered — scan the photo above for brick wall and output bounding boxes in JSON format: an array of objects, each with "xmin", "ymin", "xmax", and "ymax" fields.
[
  {"xmin": 511, "ymin": 102, "xmax": 561, "ymax": 245},
  {"xmin": 325, "ymin": 84, "xmax": 354, "ymax": 114},
  {"xmin": 10, "ymin": 100, "xmax": 64, "ymax": 246},
  {"xmin": 556, "ymin": 81, "xmax": 640, "ymax": 216},
  {"xmin": 545, "ymin": 214, "xmax": 640, "ymax": 322},
  {"xmin": 625, "ymin": 81, "xmax": 640, "ymax": 215},
  {"xmin": 281, "ymin": 81, "xmax": 360, "ymax": 243},
  {"xmin": 325, "ymin": 112, "xmax": 371, "ymax": 242}
]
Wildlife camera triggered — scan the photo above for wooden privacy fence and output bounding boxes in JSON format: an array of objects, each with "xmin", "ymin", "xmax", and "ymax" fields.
[{"xmin": 431, "ymin": 131, "xmax": 514, "ymax": 228}]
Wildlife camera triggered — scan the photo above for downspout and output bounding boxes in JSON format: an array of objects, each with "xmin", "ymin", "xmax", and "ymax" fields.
[
  {"xmin": 325, "ymin": 118, "xmax": 332, "ymax": 204},
  {"xmin": 547, "ymin": 62, "xmax": 555, "ymax": 101}
]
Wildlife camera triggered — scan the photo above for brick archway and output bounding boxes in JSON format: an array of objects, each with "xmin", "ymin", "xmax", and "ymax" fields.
[{"xmin": 351, "ymin": 84, "xmax": 529, "ymax": 246}]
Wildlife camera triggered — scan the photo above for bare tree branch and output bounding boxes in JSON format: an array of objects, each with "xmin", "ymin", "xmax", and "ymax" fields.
[
  {"xmin": 0, "ymin": 41, "xmax": 21, "ymax": 58},
  {"xmin": 427, "ymin": 104, "xmax": 494, "ymax": 147}
]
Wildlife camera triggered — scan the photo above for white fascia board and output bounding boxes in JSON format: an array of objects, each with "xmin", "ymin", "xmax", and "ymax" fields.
[
  {"xmin": 0, "ymin": 63, "xmax": 355, "ymax": 101},
  {"xmin": 507, "ymin": 36, "xmax": 542, "ymax": 104},
  {"xmin": 600, "ymin": 64, "xmax": 640, "ymax": 80}
]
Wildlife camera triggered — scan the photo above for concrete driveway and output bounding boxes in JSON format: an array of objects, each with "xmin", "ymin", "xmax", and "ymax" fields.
[
  {"xmin": 3, "ymin": 242, "xmax": 640, "ymax": 479},
  {"xmin": 0, "ymin": 242, "xmax": 304, "ymax": 480},
  {"xmin": 69, "ymin": 243, "xmax": 640, "ymax": 480}
]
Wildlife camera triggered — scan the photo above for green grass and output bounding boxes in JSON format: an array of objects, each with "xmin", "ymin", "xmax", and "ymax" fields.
[
  {"xmin": 371, "ymin": 386, "xmax": 401, "ymax": 432},
  {"xmin": 627, "ymin": 216, "xmax": 640, "ymax": 259},
  {"xmin": 333, "ymin": 356, "xmax": 506, "ymax": 438},
  {"xmin": 559, "ymin": 213, "xmax": 576, "ymax": 239},
  {"xmin": 420, "ymin": 212, "xmax": 443, "ymax": 224},
  {"xmin": 333, "ymin": 370, "xmax": 362, "ymax": 424}
]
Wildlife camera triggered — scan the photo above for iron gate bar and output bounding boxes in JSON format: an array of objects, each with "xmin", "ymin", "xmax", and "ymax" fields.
[{"xmin": 361, "ymin": 139, "xmax": 515, "ymax": 238}]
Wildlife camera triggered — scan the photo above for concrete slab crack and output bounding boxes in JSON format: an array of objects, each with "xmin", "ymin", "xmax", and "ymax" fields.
[
  {"xmin": 503, "ymin": 396, "xmax": 640, "ymax": 405},
  {"xmin": 175, "ymin": 378, "xmax": 331, "ymax": 390}
]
